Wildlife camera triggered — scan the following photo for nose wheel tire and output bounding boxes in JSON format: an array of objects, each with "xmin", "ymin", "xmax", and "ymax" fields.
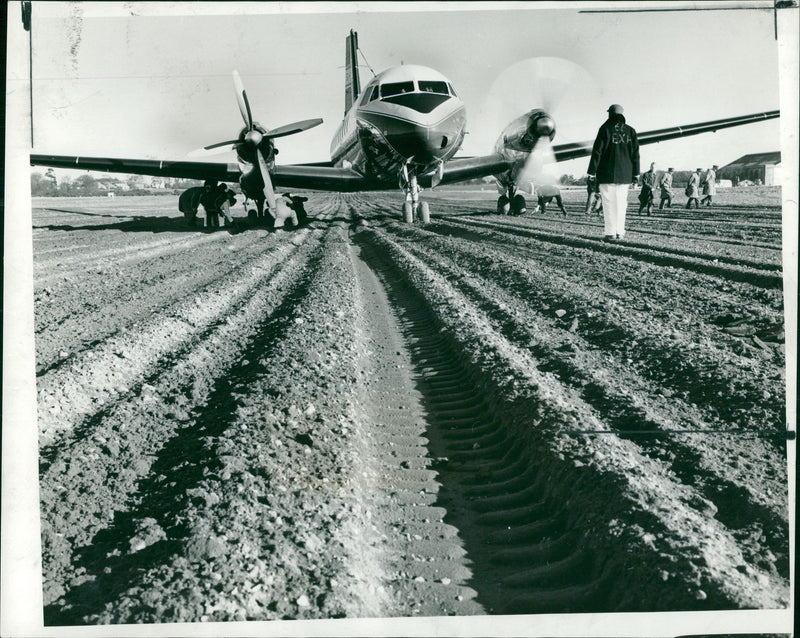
[
  {"xmin": 418, "ymin": 201, "xmax": 430, "ymax": 224},
  {"xmin": 511, "ymin": 194, "xmax": 527, "ymax": 215},
  {"xmin": 497, "ymin": 195, "xmax": 510, "ymax": 215},
  {"xmin": 403, "ymin": 201, "xmax": 414, "ymax": 223}
]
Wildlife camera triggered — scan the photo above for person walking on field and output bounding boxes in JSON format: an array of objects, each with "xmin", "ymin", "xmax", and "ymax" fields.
[
  {"xmin": 585, "ymin": 175, "xmax": 603, "ymax": 216},
  {"xmin": 685, "ymin": 168, "xmax": 702, "ymax": 209},
  {"xmin": 700, "ymin": 164, "xmax": 718, "ymax": 206},
  {"xmin": 637, "ymin": 161, "xmax": 657, "ymax": 216},
  {"xmin": 658, "ymin": 167, "xmax": 674, "ymax": 209},
  {"xmin": 587, "ymin": 104, "xmax": 640, "ymax": 241}
]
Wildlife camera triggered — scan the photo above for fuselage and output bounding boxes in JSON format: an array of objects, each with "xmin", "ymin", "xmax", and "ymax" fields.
[{"xmin": 330, "ymin": 65, "xmax": 466, "ymax": 185}]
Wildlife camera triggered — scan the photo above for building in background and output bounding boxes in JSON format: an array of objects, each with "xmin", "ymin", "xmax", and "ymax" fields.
[{"xmin": 718, "ymin": 152, "xmax": 782, "ymax": 186}]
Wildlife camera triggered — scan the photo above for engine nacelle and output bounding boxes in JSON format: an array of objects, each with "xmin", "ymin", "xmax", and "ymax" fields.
[
  {"xmin": 492, "ymin": 109, "xmax": 557, "ymax": 194},
  {"xmin": 494, "ymin": 109, "xmax": 556, "ymax": 155}
]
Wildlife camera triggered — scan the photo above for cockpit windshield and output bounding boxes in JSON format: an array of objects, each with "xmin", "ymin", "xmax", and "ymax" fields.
[
  {"xmin": 380, "ymin": 81, "xmax": 415, "ymax": 97},
  {"xmin": 418, "ymin": 80, "xmax": 449, "ymax": 95}
]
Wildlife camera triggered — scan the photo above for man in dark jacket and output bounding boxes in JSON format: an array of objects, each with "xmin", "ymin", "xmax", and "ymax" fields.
[
  {"xmin": 638, "ymin": 162, "xmax": 657, "ymax": 216},
  {"xmin": 587, "ymin": 104, "xmax": 640, "ymax": 241}
]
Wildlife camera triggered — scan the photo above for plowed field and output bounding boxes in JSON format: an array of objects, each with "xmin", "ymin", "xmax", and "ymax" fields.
[{"xmin": 32, "ymin": 189, "xmax": 789, "ymax": 624}]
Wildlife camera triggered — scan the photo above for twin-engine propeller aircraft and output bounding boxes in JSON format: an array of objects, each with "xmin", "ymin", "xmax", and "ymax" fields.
[{"xmin": 31, "ymin": 30, "xmax": 779, "ymax": 225}]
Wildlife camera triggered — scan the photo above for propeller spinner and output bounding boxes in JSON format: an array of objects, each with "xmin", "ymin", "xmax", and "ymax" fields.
[{"xmin": 189, "ymin": 70, "xmax": 323, "ymax": 213}]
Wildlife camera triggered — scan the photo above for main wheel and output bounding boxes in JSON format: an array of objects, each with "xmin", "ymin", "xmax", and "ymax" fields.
[
  {"xmin": 247, "ymin": 209, "xmax": 258, "ymax": 223},
  {"xmin": 497, "ymin": 195, "xmax": 510, "ymax": 215},
  {"xmin": 403, "ymin": 201, "xmax": 414, "ymax": 223},
  {"xmin": 511, "ymin": 194, "xmax": 527, "ymax": 215},
  {"xmin": 418, "ymin": 201, "xmax": 430, "ymax": 224}
]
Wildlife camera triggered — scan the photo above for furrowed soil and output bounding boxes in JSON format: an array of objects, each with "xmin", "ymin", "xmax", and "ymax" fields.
[{"xmin": 32, "ymin": 188, "xmax": 790, "ymax": 624}]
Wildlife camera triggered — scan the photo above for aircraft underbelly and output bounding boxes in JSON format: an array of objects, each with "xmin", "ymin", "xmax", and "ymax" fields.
[{"xmin": 354, "ymin": 109, "xmax": 465, "ymax": 182}]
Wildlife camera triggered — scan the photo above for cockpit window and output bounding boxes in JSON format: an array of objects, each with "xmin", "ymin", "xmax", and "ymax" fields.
[
  {"xmin": 380, "ymin": 81, "xmax": 415, "ymax": 97},
  {"xmin": 368, "ymin": 85, "xmax": 380, "ymax": 102},
  {"xmin": 418, "ymin": 80, "xmax": 449, "ymax": 95},
  {"xmin": 447, "ymin": 83, "xmax": 458, "ymax": 97}
]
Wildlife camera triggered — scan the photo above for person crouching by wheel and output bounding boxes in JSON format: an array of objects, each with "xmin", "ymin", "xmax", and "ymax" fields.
[
  {"xmin": 198, "ymin": 179, "xmax": 223, "ymax": 229},
  {"xmin": 587, "ymin": 104, "xmax": 640, "ymax": 242},
  {"xmin": 273, "ymin": 193, "xmax": 300, "ymax": 229},
  {"xmin": 286, "ymin": 193, "xmax": 309, "ymax": 225},
  {"xmin": 536, "ymin": 184, "xmax": 567, "ymax": 216},
  {"xmin": 215, "ymin": 183, "xmax": 237, "ymax": 227}
]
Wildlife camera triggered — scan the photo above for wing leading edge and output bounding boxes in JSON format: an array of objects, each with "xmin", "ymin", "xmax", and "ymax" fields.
[
  {"xmin": 28, "ymin": 154, "xmax": 375, "ymax": 191},
  {"xmin": 441, "ymin": 109, "xmax": 779, "ymax": 184}
]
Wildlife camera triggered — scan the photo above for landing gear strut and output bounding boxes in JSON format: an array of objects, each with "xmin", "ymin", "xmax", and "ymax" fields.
[{"xmin": 401, "ymin": 171, "xmax": 430, "ymax": 224}]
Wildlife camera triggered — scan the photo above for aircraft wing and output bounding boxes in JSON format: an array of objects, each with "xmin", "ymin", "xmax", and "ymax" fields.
[
  {"xmin": 550, "ymin": 110, "xmax": 780, "ymax": 162},
  {"xmin": 440, "ymin": 110, "xmax": 779, "ymax": 183},
  {"xmin": 29, "ymin": 154, "xmax": 375, "ymax": 191},
  {"xmin": 29, "ymin": 155, "xmax": 243, "ymax": 182}
]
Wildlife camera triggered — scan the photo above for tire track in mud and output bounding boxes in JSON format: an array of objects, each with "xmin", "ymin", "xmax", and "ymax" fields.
[
  {"xmin": 368, "ymin": 221, "xmax": 788, "ymax": 580},
  {"xmin": 36, "ymin": 234, "xmax": 312, "ymax": 449},
  {"xmin": 39, "ymin": 232, "xmax": 319, "ymax": 615},
  {"xmin": 34, "ymin": 192, "xmax": 789, "ymax": 622},
  {"xmin": 354, "ymin": 222, "xmax": 788, "ymax": 612},
  {"xmin": 439, "ymin": 217, "xmax": 783, "ymax": 287},
  {"xmin": 34, "ymin": 233, "xmax": 280, "ymax": 375},
  {"xmin": 41, "ymin": 203, "xmax": 483, "ymax": 623},
  {"xmin": 383, "ymin": 218, "xmax": 785, "ymax": 445},
  {"xmin": 415, "ymin": 195, "xmax": 782, "ymax": 252}
]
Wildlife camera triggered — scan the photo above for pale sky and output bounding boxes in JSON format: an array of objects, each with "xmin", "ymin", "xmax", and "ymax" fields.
[{"xmin": 29, "ymin": 1, "xmax": 783, "ymax": 178}]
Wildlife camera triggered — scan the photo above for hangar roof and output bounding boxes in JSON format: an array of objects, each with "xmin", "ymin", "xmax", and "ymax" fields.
[{"xmin": 722, "ymin": 152, "xmax": 781, "ymax": 168}]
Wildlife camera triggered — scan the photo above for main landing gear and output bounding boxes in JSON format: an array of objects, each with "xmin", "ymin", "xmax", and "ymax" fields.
[
  {"xmin": 245, "ymin": 198, "xmax": 276, "ymax": 229},
  {"xmin": 401, "ymin": 171, "xmax": 431, "ymax": 224},
  {"xmin": 497, "ymin": 186, "xmax": 527, "ymax": 215}
]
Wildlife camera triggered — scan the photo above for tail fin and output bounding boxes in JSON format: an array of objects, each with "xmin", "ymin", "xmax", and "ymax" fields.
[{"xmin": 344, "ymin": 29, "xmax": 361, "ymax": 114}]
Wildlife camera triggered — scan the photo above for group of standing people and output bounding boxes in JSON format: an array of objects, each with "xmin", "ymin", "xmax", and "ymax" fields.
[
  {"xmin": 587, "ymin": 103, "xmax": 718, "ymax": 240},
  {"xmin": 684, "ymin": 165, "xmax": 718, "ymax": 209}
]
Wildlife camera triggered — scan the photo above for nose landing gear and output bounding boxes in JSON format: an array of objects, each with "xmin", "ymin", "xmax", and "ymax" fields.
[
  {"xmin": 497, "ymin": 185, "xmax": 527, "ymax": 215},
  {"xmin": 400, "ymin": 169, "xmax": 431, "ymax": 224}
]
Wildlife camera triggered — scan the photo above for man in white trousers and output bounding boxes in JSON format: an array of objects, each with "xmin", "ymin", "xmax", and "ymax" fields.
[{"xmin": 586, "ymin": 104, "xmax": 640, "ymax": 241}]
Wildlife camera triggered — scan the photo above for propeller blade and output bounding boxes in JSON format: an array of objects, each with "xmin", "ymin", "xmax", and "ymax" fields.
[
  {"xmin": 482, "ymin": 56, "xmax": 600, "ymax": 146},
  {"xmin": 516, "ymin": 136, "xmax": 558, "ymax": 194},
  {"xmin": 256, "ymin": 148, "xmax": 277, "ymax": 212},
  {"xmin": 264, "ymin": 118, "xmax": 324, "ymax": 139},
  {"xmin": 205, "ymin": 139, "xmax": 240, "ymax": 150},
  {"xmin": 187, "ymin": 143, "xmax": 237, "ymax": 158},
  {"xmin": 232, "ymin": 70, "xmax": 254, "ymax": 129}
]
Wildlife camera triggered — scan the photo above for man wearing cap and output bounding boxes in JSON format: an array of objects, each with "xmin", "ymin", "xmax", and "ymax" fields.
[
  {"xmin": 658, "ymin": 167, "xmax": 674, "ymax": 209},
  {"xmin": 685, "ymin": 168, "xmax": 702, "ymax": 209},
  {"xmin": 700, "ymin": 165, "xmax": 718, "ymax": 206},
  {"xmin": 587, "ymin": 104, "xmax": 640, "ymax": 241}
]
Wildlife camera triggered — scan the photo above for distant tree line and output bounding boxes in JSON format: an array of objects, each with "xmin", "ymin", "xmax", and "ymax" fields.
[{"xmin": 30, "ymin": 170, "xmax": 209, "ymax": 196}]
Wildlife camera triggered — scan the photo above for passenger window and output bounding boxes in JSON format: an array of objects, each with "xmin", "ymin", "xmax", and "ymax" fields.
[
  {"xmin": 418, "ymin": 80, "xmax": 448, "ymax": 95},
  {"xmin": 381, "ymin": 81, "xmax": 415, "ymax": 97}
]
